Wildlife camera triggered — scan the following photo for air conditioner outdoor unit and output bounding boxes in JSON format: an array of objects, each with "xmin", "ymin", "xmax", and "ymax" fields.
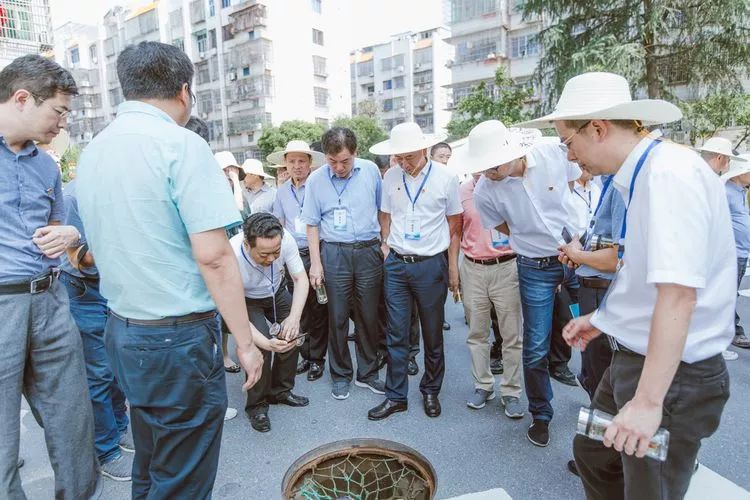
[
  {"xmin": 81, "ymin": 80, "xmax": 90, "ymax": 87},
  {"xmin": 229, "ymin": 71, "xmax": 237, "ymax": 81},
  {"xmin": 201, "ymin": 112, "xmax": 208, "ymax": 119},
  {"xmin": 445, "ymin": 60, "xmax": 454, "ymax": 68},
  {"xmin": 415, "ymin": 63, "xmax": 421, "ymax": 69},
  {"xmin": 199, "ymin": 51, "xmax": 206, "ymax": 59},
  {"xmin": 368, "ymin": 72, "xmax": 374, "ymax": 77},
  {"xmin": 427, "ymin": 104, "xmax": 433, "ymax": 110}
]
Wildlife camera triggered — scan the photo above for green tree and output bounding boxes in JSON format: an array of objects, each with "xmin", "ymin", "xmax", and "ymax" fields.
[
  {"xmin": 257, "ymin": 120, "xmax": 325, "ymax": 161},
  {"xmin": 681, "ymin": 92, "xmax": 750, "ymax": 146},
  {"xmin": 446, "ymin": 66, "xmax": 532, "ymax": 140},
  {"xmin": 60, "ymin": 145, "xmax": 80, "ymax": 183},
  {"xmin": 521, "ymin": 1, "xmax": 750, "ymax": 108},
  {"xmin": 332, "ymin": 115, "xmax": 387, "ymax": 161}
]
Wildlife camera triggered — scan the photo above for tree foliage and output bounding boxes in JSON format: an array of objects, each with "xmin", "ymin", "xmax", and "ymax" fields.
[
  {"xmin": 257, "ymin": 120, "xmax": 326, "ymax": 161},
  {"xmin": 446, "ymin": 66, "xmax": 532, "ymax": 140},
  {"xmin": 522, "ymin": 0, "xmax": 750, "ymax": 109},
  {"xmin": 60, "ymin": 145, "xmax": 80, "ymax": 183},
  {"xmin": 332, "ymin": 115, "xmax": 387, "ymax": 161},
  {"xmin": 681, "ymin": 92, "xmax": 750, "ymax": 148}
]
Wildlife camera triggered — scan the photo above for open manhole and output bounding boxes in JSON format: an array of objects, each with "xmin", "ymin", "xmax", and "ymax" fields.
[{"xmin": 281, "ymin": 438, "xmax": 437, "ymax": 499}]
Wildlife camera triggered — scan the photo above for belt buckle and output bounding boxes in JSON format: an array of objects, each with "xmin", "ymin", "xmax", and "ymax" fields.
[
  {"xmin": 404, "ymin": 255, "xmax": 416, "ymax": 264},
  {"xmin": 30, "ymin": 269, "xmax": 59, "ymax": 294}
]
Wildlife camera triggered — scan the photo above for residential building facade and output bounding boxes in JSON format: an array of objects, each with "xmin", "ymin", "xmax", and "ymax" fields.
[{"xmin": 0, "ymin": 0, "xmax": 54, "ymax": 69}]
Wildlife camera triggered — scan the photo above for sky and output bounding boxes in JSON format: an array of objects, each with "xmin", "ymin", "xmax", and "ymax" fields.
[{"xmin": 49, "ymin": 0, "xmax": 443, "ymax": 51}]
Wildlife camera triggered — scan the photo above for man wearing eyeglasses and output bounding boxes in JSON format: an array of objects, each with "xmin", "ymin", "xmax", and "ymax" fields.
[
  {"xmin": 450, "ymin": 120, "xmax": 582, "ymax": 448},
  {"xmin": 0, "ymin": 55, "xmax": 100, "ymax": 498}
]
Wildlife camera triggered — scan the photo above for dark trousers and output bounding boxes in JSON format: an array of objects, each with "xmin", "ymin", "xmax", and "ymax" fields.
[
  {"xmin": 736, "ymin": 257, "xmax": 747, "ymax": 336},
  {"xmin": 578, "ymin": 284, "xmax": 613, "ymax": 400},
  {"xmin": 291, "ymin": 251, "xmax": 328, "ymax": 364},
  {"xmin": 378, "ymin": 293, "xmax": 420, "ymax": 361},
  {"xmin": 548, "ymin": 288, "xmax": 574, "ymax": 371},
  {"xmin": 244, "ymin": 288, "xmax": 297, "ymax": 415},
  {"xmin": 384, "ymin": 252, "xmax": 448, "ymax": 402},
  {"xmin": 60, "ymin": 272, "xmax": 129, "ymax": 464},
  {"xmin": 106, "ymin": 312, "xmax": 226, "ymax": 499},
  {"xmin": 322, "ymin": 241, "xmax": 383, "ymax": 383},
  {"xmin": 574, "ymin": 348, "xmax": 730, "ymax": 500}
]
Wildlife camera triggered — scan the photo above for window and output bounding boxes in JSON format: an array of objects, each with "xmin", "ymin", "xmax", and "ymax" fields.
[
  {"xmin": 169, "ymin": 9, "xmax": 183, "ymax": 29},
  {"xmin": 313, "ymin": 56, "xmax": 327, "ymax": 76},
  {"xmin": 383, "ymin": 79, "xmax": 392, "ymax": 90},
  {"xmin": 381, "ymin": 54, "xmax": 404, "ymax": 71},
  {"xmin": 451, "ymin": 0, "xmax": 496, "ymax": 23},
  {"xmin": 248, "ymin": 30, "xmax": 257, "ymax": 40},
  {"xmin": 196, "ymin": 31, "xmax": 207, "ymax": 53},
  {"xmin": 413, "ymin": 48, "xmax": 433, "ymax": 66},
  {"xmin": 222, "ymin": 0, "xmax": 231, "ymax": 8},
  {"xmin": 311, "ymin": 0, "xmax": 322, "ymax": 13},
  {"xmin": 456, "ymin": 35, "xmax": 498, "ymax": 63},
  {"xmin": 89, "ymin": 44, "xmax": 97, "ymax": 61},
  {"xmin": 70, "ymin": 47, "xmax": 80, "ymax": 65},
  {"xmin": 510, "ymin": 33, "xmax": 539, "ymax": 58},
  {"xmin": 365, "ymin": 84, "xmax": 375, "ymax": 95},
  {"xmin": 173, "ymin": 38, "xmax": 184, "ymax": 51},
  {"xmin": 243, "ymin": 66, "xmax": 250, "ymax": 76},
  {"xmin": 314, "ymin": 87, "xmax": 328, "ymax": 107},
  {"xmin": 103, "ymin": 37, "xmax": 115, "ymax": 57},
  {"xmin": 394, "ymin": 76, "xmax": 405, "ymax": 89},
  {"xmin": 196, "ymin": 62, "xmax": 210, "ymax": 84},
  {"xmin": 209, "ymin": 29, "xmax": 217, "ymax": 49},
  {"xmin": 197, "ymin": 90, "xmax": 213, "ymax": 114},
  {"xmin": 383, "ymin": 98, "xmax": 393, "ymax": 112},
  {"xmin": 513, "ymin": 0, "xmax": 524, "ymax": 12},
  {"xmin": 415, "ymin": 114, "xmax": 434, "ymax": 132},
  {"xmin": 222, "ymin": 25, "xmax": 233, "ymax": 41},
  {"xmin": 312, "ymin": 29, "xmax": 324, "ymax": 45},
  {"xmin": 209, "ymin": 0, "xmax": 215, "ymax": 16},
  {"xmin": 357, "ymin": 60, "xmax": 374, "ymax": 77}
]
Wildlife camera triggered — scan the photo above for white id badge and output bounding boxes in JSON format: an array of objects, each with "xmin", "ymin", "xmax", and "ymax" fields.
[
  {"xmin": 333, "ymin": 208, "xmax": 347, "ymax": 231},
  {"xmin": 490, "ymin": 229, "xmax": 509, "ymax": 248},
  {"xmin": 405, "ymin": 215, "xmax": 422, "ymax": 240},
  {"xmin": 294, "ymin": 217, "xmax": 306, "ymax": 234}
]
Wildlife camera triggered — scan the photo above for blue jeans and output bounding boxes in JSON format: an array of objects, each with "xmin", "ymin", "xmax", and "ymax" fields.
[
  {"xmin": 516, "ymin": 255, "xmax": 579, "ymax": 421},
  {"xmin": 60, "ymin": 272, "xmax": 128, "ymax": 464},
  {"xmin": 384, "ymin": 253, "xmax": 448, "ymax": 402},
  {"xmin": 105, "ymin": 311, "xmax": 226, "ymax": 499}
]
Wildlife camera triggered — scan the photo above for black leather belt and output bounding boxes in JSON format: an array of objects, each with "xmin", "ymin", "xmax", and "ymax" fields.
[
  {"xmin": 465, "ymin": 254, "xmax": 517, "ymax": 266},
  {"xmin": 298, "ymin": 247, "xmax": 310, "ymax": 256},
  {"xmin": 0, "ymin": 269, "xmax": 60, "ymax": 295},
  {"xmin": 324, "ymin": 239, "xmax": 379, "ymax": 249},
  {"xmin": 580, "ymin": 277, "xmax": 612, "ymax": 289},
  {"xmin": 607, "ymin": 336, "xmax": 640, "ymax": 355},
  {"xmin": 518, "ymin": 255, "xmax": 559, "ymax": 266},
  {"xmin": 391, "ymin": 251, "xmax": 434, "ymax": 263},
  {"xmin": 110, "ymin": 310, "xmax": 216, "ymax": 327}
]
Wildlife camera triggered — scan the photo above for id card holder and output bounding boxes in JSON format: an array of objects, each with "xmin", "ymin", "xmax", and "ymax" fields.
[
  {"xmin": 333, "ymin": 208, "xmax": 347, "ymax": 231},
  {"xmin": 294, "ymin": 217, "xmax": 306, "ymax": 234},
  {"xmin": 405, "ymin": 215, "xmax": 421, "ymax": 240},
  {"xmin": 490, "ymin": 228, "xmax": 509, "ymax": 249}
]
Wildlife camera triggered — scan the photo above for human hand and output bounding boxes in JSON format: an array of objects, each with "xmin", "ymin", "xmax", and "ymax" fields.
[
  {"xmin": 280, "ymin": 315, "xmax": 301, "ymax": 341},
  {"xmin": 562, "ymin": 313, "xmax": 601, "ymax": 350},
  {"xmin": 604, "ymin": 398, "xmax": 663, "ymax": 458},
  {"xmin": 32, "ymin": 225, "xmax": 80, "ymax": 258},
  {"xmin": 381, "ymin": 242, "xmax": 390, "ymax": 260},
  {"xmin": 309, "ymin": 261, "xmax": 324, "ymax": 289},
  {"xmin": 558, "ymin": 238, "xmax": 583, "ymax": 268},
  {"xmin": 237, "ymin": 344, "xmax": 264, "ymax": 391},
  {"xmin": 448, "ymin": 266, "xmax": 460, "ymax": 294}
]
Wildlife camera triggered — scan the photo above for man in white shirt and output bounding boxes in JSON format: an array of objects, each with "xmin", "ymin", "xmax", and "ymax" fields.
[
  {"xmin": 571, "ymin": 169, "xmax": 601, "ymax": 231},
  {"xmin": 241, "ymin": 158, "xmax": 276, "ymax": 214},
  {"xmin": 231, "ymin": 213, "xmax": 310, "ymax": 433},
  {"xmin": 367, "ymin": 123, "xmax": 463, "ymax": 421},
  {"xmin": 451, "ymin": 120, "xmax": 581, "ymax": 448},
  {"xmin": 521, "ymin": 71, "xmax": 733, "ymax": 499}
]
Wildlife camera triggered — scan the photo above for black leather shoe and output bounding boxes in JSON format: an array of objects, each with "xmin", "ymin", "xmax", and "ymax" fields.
[
  {"xmin": 307, "ymin": 362, "xmax": 324, "ymax": 381},
  {"xmin": 407, "ymin": 358, "xmax": 419, "ymax": 376},
  {"xmin": 567, "ymin": 459, "xmax": 579, "ymax": 476},
  {"xmin": 527, "ymin": 419, "xmax": 550, "ymax": 447},
  {"xmin": 296, "ymin": 359, "xmax": 310, "ymax": 374},
  {"xmin": 249, "ymin": 412, "xmax": 271, "ymax": 433},
  {"xmin": 423, "ymin": 394, "xmax": 441, "ymax": 417},
  {"xmin": 550, "ymin": 365, "xmax": 577, "ymax": 387},
  {"xmin": 368, "ymin": 399, "xmax": 408, "ymax": 421},
  {"xmin": 269, "ymin": 392, "xmax": 309, "ymax": 407}
]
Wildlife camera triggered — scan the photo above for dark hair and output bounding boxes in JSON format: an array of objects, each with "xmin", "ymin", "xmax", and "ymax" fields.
[
  {"xmin": 430, "ymin": 142, "xmax": 451, "ymax": 155},
  {"xmin": 0, "ymin": 54, "xmax": 78, "ymax": 103},
  {"xmin": 373, "ymin": 155, "xmax": 390, "ymax": 170},
  {"xmin": 243, "ymin": 212, "xmax": 284, "ymax": 248},
  {"xmin": 321, "ymin": 127, "xmax": 357, "ymax": 156},
  {"xmin": 117, "ymin": 41, "xmax": 194, "ymax": 100},
  {"xmin": 309, "ymin": 141, "xmax": 323, "ymax": 153},
  {"xmin": 185, "ymin": 116, "xmax": 209, "ymax": 142}
]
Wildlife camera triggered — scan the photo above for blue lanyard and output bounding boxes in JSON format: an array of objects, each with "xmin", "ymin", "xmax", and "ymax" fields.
[
  {"xmin": 402, "ymin": 161, "xmax": 433, "ymax": 209},
  {"xmin": 290, "ymin": 183, "xmax": 304, "ymax": 209},
  {"xmin": 618, "ymin": 140, "xmax": 661, "ymax": 259},
  {"xmin": 241, "ymin": 244, "xmax": 277, "ymax": 322},
  {"xmin": 587, "ymin": 176, "xmax": 614, "ymax": 231},
  {"xmin": 329, "ymin": 167, "xmax": 354, "ymax": 205}
]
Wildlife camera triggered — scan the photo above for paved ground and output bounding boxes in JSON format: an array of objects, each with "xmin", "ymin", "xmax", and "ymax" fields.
[{"xmin": 18, "ymin": 294, "xmax": 750, "ymax": 499}]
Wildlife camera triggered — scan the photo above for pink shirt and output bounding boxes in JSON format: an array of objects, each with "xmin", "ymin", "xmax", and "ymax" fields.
[{"xmin": 460, "ymin": 178, "xmax": 515, "ymax": 259}]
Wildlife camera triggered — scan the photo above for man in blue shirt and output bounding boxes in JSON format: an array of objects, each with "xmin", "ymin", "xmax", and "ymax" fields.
[
  {"xmin": 76, "ymin": 41, "xmax": 263, "ymax": 498},
  {"xmin": 721, "ymin": 157, "xmax": 750, "ymax": 349},
  {"xmin": 0, "ymin": 55, "xmax": 99, "ymax": 499},
  {"xmin": 300, "ymin": 127, "xmax": 385, "ymax": 400},
  {"xmin": 271, "ymin": 140, "xmax": 329, "ymax": 381}
]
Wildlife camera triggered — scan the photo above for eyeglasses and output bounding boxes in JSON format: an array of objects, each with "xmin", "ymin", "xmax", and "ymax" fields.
[
  {"xmin": 187, "ymin": 85, "xmax": 196, "ymax": 105},
  {"xmin": 560, "ymin": 120, "xmax": 591, "ymax": 152},
  {"xmin": 30, "ymin": 92, "xmax": 70, "ymax": 119}
]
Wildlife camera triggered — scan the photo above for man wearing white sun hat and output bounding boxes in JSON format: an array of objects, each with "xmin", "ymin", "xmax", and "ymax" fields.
[
  {"xmin": 518, "ymin": 71, "xmax": 734, "ymax": 499},
  {"xmin": 241, "ymin": 158, "xmax": 276, "ymax": 214},
  {"xmin": 721, "ymin": 154, "xmax": 750, "ymax": 350},
  {"xmin": 366, "ymin": 122, "xmax": 463, "ymax": 421},
  {"xmin": 697, "ymin": 136, "xmax": 747, "ymax": 176},
  {"xmin": 449, "ymin": 119, "xmax": 582, "ymax": 447}
]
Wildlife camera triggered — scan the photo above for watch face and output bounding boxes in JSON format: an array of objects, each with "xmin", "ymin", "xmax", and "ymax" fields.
[{"xmin": 269, "ymin": 322, "xmax": 281, "ymax": 337}]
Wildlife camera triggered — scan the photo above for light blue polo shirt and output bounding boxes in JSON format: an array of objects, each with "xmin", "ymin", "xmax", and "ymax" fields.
[
  {"xmin": 76, "ymin": 101, "xmax": 240, "ymax": 319},
  {"xmin": 273, "ymin": 179, "xmax": 308, "ymax": 248},
  {"xmin": 0, "ymin": 137, "xmax": 65, "ymax": 283},
  {"xmin": 299, "ymin": 158, "xmax": 382, "ymax": 243}
]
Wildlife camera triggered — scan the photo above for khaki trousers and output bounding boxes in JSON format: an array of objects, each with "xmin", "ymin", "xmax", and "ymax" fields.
[{"xmin": 460, "ymin": 257, "xmax": 523, "ymax": 397}]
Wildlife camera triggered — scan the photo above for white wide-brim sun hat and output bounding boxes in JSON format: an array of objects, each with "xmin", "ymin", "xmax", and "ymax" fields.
[
  {"xmin": 697, "ymin": 137, "xmax": 747, "ymax": 162},
  {"xmin": 516, "ymin": 72, "xmax": 683, "ymax": 129},
  {"xmin": 721, "ymin": 154, "xmax": 750, "ymax": 182},
  {"xmin": 267, "ymin": 140, "xmax": 325, "ymax": 168},
  {"xmin": 370, "ymin": 122, "xmax": 447, "ymax": 156},
  {"xmin": 242, "ymin": 158, "xmax": 274, "ymax": 179},
  {"xmin": 448, "ymin": 120, "xmax": 534, "ymax": 175},
  {"xmin": 215, "ymin": 151, "xmax": 246, "ymax": 180}
]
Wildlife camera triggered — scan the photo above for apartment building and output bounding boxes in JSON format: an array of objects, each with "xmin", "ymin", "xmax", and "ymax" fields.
[
  {"xmin": 0, "ymin": 0, "xmax": 54, "ymax": 69},
  {"xmin": 350, "ymin": 26, "xmax": 453, "ymax": 134}
]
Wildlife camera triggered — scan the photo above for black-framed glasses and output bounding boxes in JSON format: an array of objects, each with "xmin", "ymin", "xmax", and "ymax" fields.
[{"xmin": 30, "ymin": 92, "xmax": 70, "ymax": 119}]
